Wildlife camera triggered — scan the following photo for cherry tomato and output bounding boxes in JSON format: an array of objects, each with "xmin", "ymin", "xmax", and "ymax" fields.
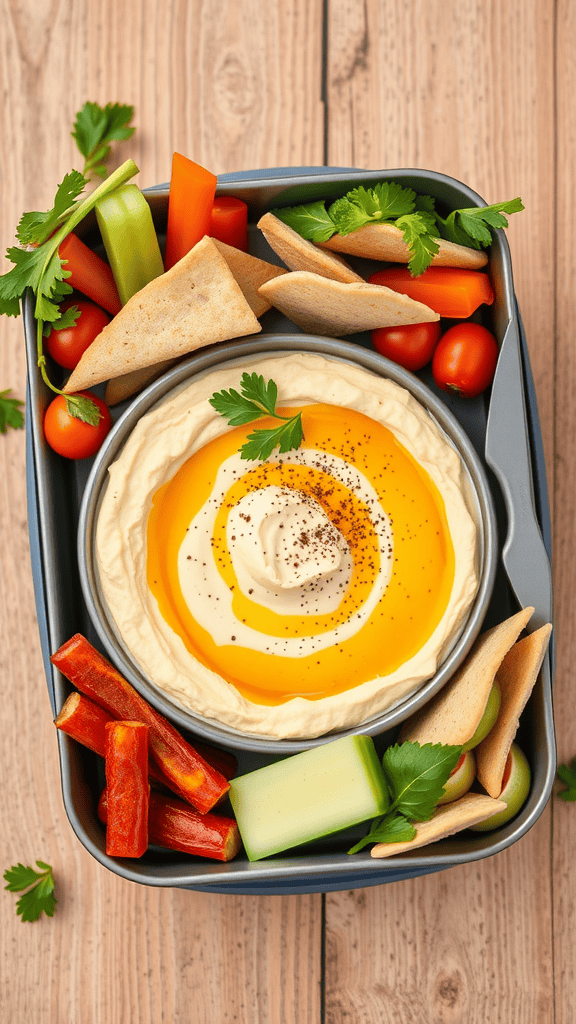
[
  {"xmin": 371, "ymin": 321, "xmax": 441, "ymax": 371},
  {"xmin": 44, "ymin": 391, "xmax": 112, "ymax": 459},
  {"xmin": 45, "ymin": 300, "xmax": 110, "ymax": 370},
  {"xmin": 368, "ymin": 267, "xmax": 494, "ymax": 318},
  {"xmin": 432, "ymin": 323, "xmax": 499, "ymax": 397}
]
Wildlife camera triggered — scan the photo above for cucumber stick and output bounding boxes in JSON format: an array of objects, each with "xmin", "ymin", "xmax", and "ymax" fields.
[
  {"xmin": 95, "ymin": 184, "xmax": 164, "ymax": 306},
  {"xmin": 229, "ymin": 735, "xmax": 388, "ymax": 861}
]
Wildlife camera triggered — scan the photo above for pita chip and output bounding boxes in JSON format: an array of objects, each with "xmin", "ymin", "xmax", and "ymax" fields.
[
  {"xmin": 63, "ymin": 236, "xmax": 261, "ymax": 394},
  {"xmin": 476, "ymin": 623, "xmax": 552, "ymax": 798},
  {"xmin": 257, "ymin": 212, "xmax": 364, "ymax": 284},
  {"xmin": 398, "ymin": 607, "xmax": 535, "ymax": 748},
  {"xmin": 318, "ymin": 222, "xmax": 488, "ymax": 269},
  {"xmin": 210, "ymin": 237, "xmax": 287, "ymax": 317},
  {"xmin": 258, "ymin": 271, "xmax": 439, "ymax": 337},
  {"xmin": 370, "ymin": 793, "xmax": 507, "ymax": 858},
  {"xmin": 105, "ymin": 359, "xmax": 179, "ymax": 406}
]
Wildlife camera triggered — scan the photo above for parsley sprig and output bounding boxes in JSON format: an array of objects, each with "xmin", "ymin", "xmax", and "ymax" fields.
[
  {"xmin": 557, "ymin": 759, "xmax": 576, "ymax": 801},
  {"xmin": 209, "ymin": 372, "xmax": 304, "ymax": 461},
  {"xmin": 0, "ymin": 389, "xmax": 24, "ymax": 433},
  {"xmin": 72, "ymin": 102, "xmax": 135, "ymax": 179},
  {"xmin": 4, "ymin": 860, "xmax": 56, "ymax": 922},
  {"xmin": 348, "ymin": 741, "xmax": 462, "ymax": 853},
  {"xmin": 273, "ymin": 181, "xmax": 524, "ymax": 277},
  {"xmin": 0, "ymin": 157, "xmax": 139, "ymax": 424}
]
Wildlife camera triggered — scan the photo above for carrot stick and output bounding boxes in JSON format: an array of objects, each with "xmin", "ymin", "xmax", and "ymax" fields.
[
  {"xmin": 51, "ymin": 634, "xmax": 230, "ymax": 813},
  {"xmin": 164, "ymin": 153, "xmax": 217, "ymax": 270},
  {"xmin": 98, "ymin": 788, "xmax": 241, "ymax": 862},
  {"xmin": 105, "ymin": 722, "xmax": 149, "ymax": 858},
  {"xmin": 59, "ymin": 233, "xmax": 122, "ymax": 315},
  {"xmin": 209, "ymin": 196, "xmax": 249, "ymax": 252}
]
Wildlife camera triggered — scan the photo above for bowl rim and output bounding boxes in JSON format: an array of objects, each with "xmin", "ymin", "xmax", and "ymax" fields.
[{"xmin": 78, "ymin": 333, "xmax": 498, "ymax": 753}]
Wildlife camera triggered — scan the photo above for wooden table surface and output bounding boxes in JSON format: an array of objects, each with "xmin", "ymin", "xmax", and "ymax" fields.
[{"xmin": 0, "ymin": 1, "xmax": 572, "ymax": 1020}]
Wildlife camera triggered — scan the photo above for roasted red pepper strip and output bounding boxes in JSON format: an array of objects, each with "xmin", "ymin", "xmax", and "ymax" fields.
[
  {"xmin": 164, "ymin": 153, "xmax": 217, "ymax": 270},
  {"xmin": 105, "ymin": 721, "xmax": 149, "ymax": 858},
  {"xmin": 209, "ymin": 196, "xmax": 249, "ymax": 252},
  {"xmin": 54, "ymin": 691, "xmax": 236, "ymax": 789},
  {"xmin": 99, "ymin": 788, "xmax": 241, "ymax": 862},
  {"xmin": 58, "ymin": 233, "xmax": 121, "ymax": 315},
  {"xmin": 51, "ymin": 635, "xmax": 230, "ymax": 813}
]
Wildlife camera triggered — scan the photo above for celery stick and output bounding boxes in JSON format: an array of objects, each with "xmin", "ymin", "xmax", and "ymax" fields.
[
  {"xmin": 95, "ymin": 183, "xmax": 164, "ymax": 305},
  {"xmin": 229, "ymin": 735, "xmax": 388, "ymax": 861}
]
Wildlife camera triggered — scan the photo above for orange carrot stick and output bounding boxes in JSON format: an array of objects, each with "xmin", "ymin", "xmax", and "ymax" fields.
[
  {"xmin": 105, "ymin": 721, "xmax": 149, "ymax": 858},
  {"xmin": 98, "ymin": 788, "xmax": 241, "ymax": 862},
  {"xmin": 51, "ymin": 635, "xmax": 230, "ymax": 813},
  {"xmin": 209, "ymin": 196, "xmax": 249, "ymax": 252},
  {"xmin": 59, "ymin": 233, "xmax": 122, "ymax": 315},
  {"xmin": 164, "ymin": 153, "xmax": 217, "ymax": 270}
]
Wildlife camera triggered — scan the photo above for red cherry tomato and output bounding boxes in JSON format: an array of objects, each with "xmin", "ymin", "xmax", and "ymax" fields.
[
  {"xmin": 371, "ymin": 321, "xmax": 441, "ymax": 371},
  {"xmin": 44, "ymin": 391, "xmax": 112, "ymax": 459},
  {"xmin": 432, "ymin": 323, "xmax": 499, "ymax": 397},
  {"xmin": 45, "ymin": 300, "xmax": 110, "ymax": 370},
  {"xmin": 368, "ymin": 267, "xmax": 494, "ymax": 319}
]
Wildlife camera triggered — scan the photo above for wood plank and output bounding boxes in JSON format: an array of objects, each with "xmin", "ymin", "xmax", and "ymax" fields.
[
  {"xmin": 324, "ymin": 1, "xmax": 555, "ymax": 1020},
  {"xmin": 0, "ymin": 1, "xmax": 324, "ymax": 1021},
  {"xmin": 552, "ymin": 3, "xmax": 576, "ymax": 1023}
]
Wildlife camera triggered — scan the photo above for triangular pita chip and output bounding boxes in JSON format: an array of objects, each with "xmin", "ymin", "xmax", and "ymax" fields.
[
  {"xmin": 64, "ymin": 236, "xmax": 261, "ymax": 393},
  {"xmin": 211, "ymin": 237, "xmax": 287, "ymax": 317},
  {"xmin": 318, "ymin": 222, "xmax": 488, "ymax": 269},
  {"xmin": 105, "ymin": 359, "xmax": 179, "ymax": 406},
  {"xmin": 398, "ymin": 608, "xmax": 535, "ymax": 747},
  {"xmin": 370, "ymin": 793, "xmax": 507, "ymax": 858},
  {"xmin": 476, "ymin": 623, "xmax": 552, "ymax": 797},
  {"xmin": 258, "ymin": 271, "xmax": 439, "ymax": 336},
  {"xmin": 257, "ymin": 212, "xmax": 364, "ymax": 284}
]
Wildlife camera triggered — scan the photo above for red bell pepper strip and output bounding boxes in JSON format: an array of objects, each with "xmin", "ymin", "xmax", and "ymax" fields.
[
  {"xmin": 209, "ymin": 196, "xmax": 249, "ymax": 252},
  {"xmin": 54, "ymin": 691, "xmax": 237, "ymax": 787},
  {"xmin": 98, "ymin": 788, "xmax": 241, "ymax": 862},
  {"xmin": 164, "ymin": 153, "xmax": 217, "ymax": 270},
  {"xmin": 51, "ymin": 634, "xmax": 230, "ymax": 813},
  {"xmin": 58, "ymin": 232, "xmax": 121, "ymax": 315},
  {"xmin": 104, "ymin": 721, "xmax": 149, "ymax": 858},
  {"xmin": 368, "ymin": 266, "xmax": 494, "ymax": 319}
]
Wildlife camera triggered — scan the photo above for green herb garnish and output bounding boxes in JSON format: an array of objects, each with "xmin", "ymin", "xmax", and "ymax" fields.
[
  {"xmin": 348, "ymin": 741, "xmax": 462, "ymax": 853},
  {"xmin": 557, "ymin": 759, "xmax": 576, "ymax": 801},
  {"xmin": 273, "ymin": 181, "xmax": 524, "ymax": 277},
  {"xmin": 209, "ymin": 372, "xmax": 304, "ymax": 461},
  {"xmin": 72, "ymin": 101, "xmax": 135, "ymax": 179},
  {"xmin": 4, "ymin": 861, "xmax": 56, "ymax": 922},
  {"xmin": 0, "ymin": 389, "xmax": 24, "ymax": 433}
]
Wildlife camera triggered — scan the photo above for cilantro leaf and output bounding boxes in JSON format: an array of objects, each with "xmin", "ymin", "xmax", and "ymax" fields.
[
  {"xmin": 45, "ymin": 303, "xmax": 81, "ymax": 334},
  {"xmin": 4, "ymin": 861, "xmax": 56, "ymax": 922},
  {"xmin": 16, "ymin": 170, "xmax": 88, "ymax": 246},
  {"xmin": 0, "ymin": 389, "xmax": 24, "ymax": 432},
  {"xmin": 395, "ymin": 213, "xmax": 441, "ymax": 277},
  {"xmin": 329, "ymin": 181, "xmax": 417, "ymax": 237},
  {"xmin": 64, "ymin": 394, "xmax": 103, "ymax": 426},
  {"xmin": 348, "ymin": 811, "xmax": 416, "ymax": 854},
  {"xmin": 209, "ymin": 374, "xmax": 304, "ymax": 461},
  {"xmin": 72, "ymin": 102, "xmax": 135, "ymax": 177},
  {"xmin": 557, "ymin": 759, "xmax": 576, "ymax": 801},
  {"xmin": 383, "ymin": 741, "xmax": 462, "ymax": 821},
  {"xmin": 272, "ymin": 201, "xmax": 336, "ymax": 243},
  {"xmin": 438, "ymin": 198, "xmax": 524, "ymax": 250}
]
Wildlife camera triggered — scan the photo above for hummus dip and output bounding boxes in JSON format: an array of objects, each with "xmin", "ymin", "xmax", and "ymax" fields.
[{"xmin": 96, "ymin": 353, "xmax": 479, "ymax": 739}]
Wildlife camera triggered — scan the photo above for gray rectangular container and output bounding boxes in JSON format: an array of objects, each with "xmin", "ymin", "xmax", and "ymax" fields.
[{"xmin": 25, "ymin": 167, "xmax": 555, "ymax": 893}]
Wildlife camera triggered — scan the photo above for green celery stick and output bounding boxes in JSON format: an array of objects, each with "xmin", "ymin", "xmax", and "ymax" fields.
[
  {"xmin": 228, "ymin": 735, "xmax": 388, "ymax": 861},
  {"xmin": 95, "ymin": 183, "xmax": 164, "ymax": 305}
]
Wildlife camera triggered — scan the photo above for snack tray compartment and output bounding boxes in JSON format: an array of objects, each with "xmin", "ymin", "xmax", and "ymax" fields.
[{"xmin": 24, "ymin": 166, "xmax": 555, "ymax": 894}]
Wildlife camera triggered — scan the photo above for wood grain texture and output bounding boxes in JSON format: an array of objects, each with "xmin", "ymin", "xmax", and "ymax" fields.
[
  {"xmin": 324, "ymin": 1, "xmax": 556, "ymax": 1021},
  {"xmin": 0, "ymin": 1, "xmax": 324, "ymax": 1021}
]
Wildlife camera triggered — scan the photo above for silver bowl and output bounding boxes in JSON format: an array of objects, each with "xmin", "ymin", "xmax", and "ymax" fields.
[{"xmin": 78, "ymin": 334, "xmax": 497, "ymax": 753}]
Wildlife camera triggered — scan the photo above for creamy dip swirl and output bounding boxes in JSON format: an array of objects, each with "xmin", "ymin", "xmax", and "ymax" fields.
[{"xmin": 96, "ymin": 353, "xmax": 480, "ymax": 739}]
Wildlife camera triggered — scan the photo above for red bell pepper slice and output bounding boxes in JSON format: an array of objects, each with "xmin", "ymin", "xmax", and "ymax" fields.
[
  {"xmin": 368, "ymin": 266, "xmax": 494, "ymax": 319},
  {"xmin": 58, "ymin": 232, "xmax": 121, "ymax": 315},
  {"xmin": 210, "ymin": 196, "xmax": 248, "ymax": 252},
  {"xmin": 105, "ymin": 721, "xmax": 149, "ymax": 858}
]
